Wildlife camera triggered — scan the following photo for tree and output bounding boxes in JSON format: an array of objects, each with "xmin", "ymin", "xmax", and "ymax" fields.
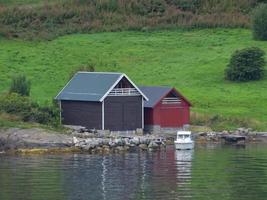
[
  {"xmin": 9, "ymin": 74, "xmax": 31, "ymax": 96},
  {"xmin": 225, "ymin": 47, "xmax": 265, "ymax": 82},
  {"xmin": 252, "ymin": 3, "xmax": 267, "ymax": 40}
]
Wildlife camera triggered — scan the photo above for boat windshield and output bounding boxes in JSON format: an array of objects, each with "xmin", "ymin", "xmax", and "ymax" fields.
[{"xmin": 178, "ymin": 134, "xmax": 190, "ymax": 139}]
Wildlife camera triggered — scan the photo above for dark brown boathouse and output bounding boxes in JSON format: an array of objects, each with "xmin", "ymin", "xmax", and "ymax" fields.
[{"xmin": 55, "ymin": 72, "xmax": 148, "ymax": 131}]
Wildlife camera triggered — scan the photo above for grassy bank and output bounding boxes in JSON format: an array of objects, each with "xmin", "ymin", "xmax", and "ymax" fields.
[
  {"xmin": 0, "ymin": 0, "xmax": 258, "ymax": 39},
  {"xmin": 0, "ymin": 28, "xmax": 267, "ymax": 130}
]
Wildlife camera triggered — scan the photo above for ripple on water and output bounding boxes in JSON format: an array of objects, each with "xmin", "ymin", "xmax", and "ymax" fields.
[{"xmin": 1, "ymin": 144, "xmax": 267, "ymax": 200}]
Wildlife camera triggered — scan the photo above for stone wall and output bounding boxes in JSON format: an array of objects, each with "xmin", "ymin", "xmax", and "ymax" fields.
[{"xmin": 144, "ymin": 124, "xmax": 191, "ymax": 136}]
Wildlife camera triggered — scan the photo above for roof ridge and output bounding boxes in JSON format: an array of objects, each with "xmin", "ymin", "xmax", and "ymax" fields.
[
  {"xmin": 77, "ymin": 71, "xmax": 123, "ymax": 75},
  {"xmin": 139, "ymin": 85, "xmax": 172, "ymax": 89}
]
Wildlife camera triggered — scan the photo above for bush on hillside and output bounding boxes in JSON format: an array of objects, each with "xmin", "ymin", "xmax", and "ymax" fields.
[
  {"xmin": 31, "ymin": 103, "xmax": 60, "ymax": 126},
  {"xmin": 0, "ymin": 93, "xmax": 33, "ymax": 118},
  {"xmin": 166, "ymin": 0, "xmax": 199, "ymax": 12},
  {"xmin": 225, "ymin": 47, "xmax": 265, "ymax": 82},
  {"xmin": 95, "ymin": 0, "xmax": 119, "ymax": 12},
  {"xmin": 132, "ymin": 0, "xmax": 166, "ymax": 16},
  {"xmin": 9, "ymin": 74, "xmax": 31, "ymax": 96},
  {"xmin": 0, "ymin": 0, "xmax": 253, "ymax": 39},
  {"xmin": 0, "ymin": 93, "xmax": 60, "ymax": 126},
  {"xmin": 252, "ymin": 3, "xmax": 267, "ymax": 40}
]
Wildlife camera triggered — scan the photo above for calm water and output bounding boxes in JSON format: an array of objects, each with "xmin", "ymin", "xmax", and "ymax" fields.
[{"xmin": 1, "ymin": 144, "xmax": 267, "ymax": 200}]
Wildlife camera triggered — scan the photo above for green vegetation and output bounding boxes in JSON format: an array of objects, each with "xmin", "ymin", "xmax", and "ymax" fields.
[
  {"xmin": 225, "ymin": 47, "xmax": 265, "ymax": 82},
  {"xmin": 0, "ymin": 0, "xmax": 44, "ymax": 5},
  {"xmin": 252, "ymin": 3, "xmax": 267, "ymax": 41},
  {"xmin": 0, "ymin": 0, "xmax": 262, "ymax": 40},
  {"xmin": 0, "ymin": 28, "xmax": 266, "ymax": 130},
  {"xmin": 0, "ymin": 93, "xmax": 60, "ymax": 126},
  {"xmin": 69, "ymin": 63, "xmax": 95, "ymax": 79},
  {"xmin": 9, "ymin": 74, "xmax": 31, "ymax": 96}
]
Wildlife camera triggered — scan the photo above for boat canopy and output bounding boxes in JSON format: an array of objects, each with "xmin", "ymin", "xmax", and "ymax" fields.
[{"xmin": 177, "ymin": 131, "xmax": 191, "ymax": 136}]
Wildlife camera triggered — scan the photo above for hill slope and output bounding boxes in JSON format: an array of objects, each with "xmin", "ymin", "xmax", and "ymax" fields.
[
  {"xmin": 0, "ymin": 0, "xmax": 260, "ymax": 39},
  {"xmin": 0, "ymin": 29, "xmax": 267, "ymax": 129}
]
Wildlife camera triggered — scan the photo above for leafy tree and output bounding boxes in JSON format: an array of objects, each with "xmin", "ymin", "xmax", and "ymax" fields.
[
  {"xmin": 9, "ymin": 74, "xmax": 31, "ymax": 96},
  {"xmin": 225, "ymin": 47, "xmax": 265, "ymax": 82},
  {"xmin": 252, "ymin": 3, "xmax": 267, "ymax": 40}
]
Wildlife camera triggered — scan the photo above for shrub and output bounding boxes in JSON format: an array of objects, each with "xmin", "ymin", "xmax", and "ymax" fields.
[
  {"xmin": 0, "ymin": 93, "xmax": 34, "ymax": 119},
  {"xmin": 225, "ymin": 47, "xmax": 265, "ymax": 82},
  {"xmin": 30, "ymin": 104, "xmax": 60, "ymax": 126},
  {"xmin": 9, "ymin": 74, "xmax": 31, "ymax": 96},
  {"xmin": 0, "ymin": 93, "xmax": 60, "ymax": 126},
  {"xmin": 0, "ymin": 0, "xmax": 252, "ymax": 39},
  {"xmin": 95, "ymin": 0, "xmax": 118, "ymax": 12},
  {"xmin": 132, "ymin": 0, "xmax": 166, "ymax": 16},
  {"xmin": 166, "ymin": 0, "xmax": 199, "ymax": 12},
  {"xmin": 252, "ymin": 3, "xmax": 267, "ymax": 40}
]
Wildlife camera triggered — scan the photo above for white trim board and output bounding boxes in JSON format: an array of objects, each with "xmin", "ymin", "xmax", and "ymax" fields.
[
  {"xmin": 100, "ymin": 74, "xmax": 124, "ymax": 102},
  {"xmin": 142, "ymin": 97, "xmax": 144, "ymax": 129},
  {"xmin": 100, "ymin": 74, "xmax": 149, "ymax": 102},
  {"xmin": 102, "ymin": 100, "xmax": 105, "ymax": 130},
  {"xmin": 124, "ymin": 74, "xmax": 149, "ymax": 101}
]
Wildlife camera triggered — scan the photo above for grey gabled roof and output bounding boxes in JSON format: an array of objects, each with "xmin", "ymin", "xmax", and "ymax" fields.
[
  {"xmin": 139, "ymin": 86, "xmax": 172, "ymax": 108},
  {"xmin": 55, "ymin": 72, "xmax": 148, "ymax": 102}
]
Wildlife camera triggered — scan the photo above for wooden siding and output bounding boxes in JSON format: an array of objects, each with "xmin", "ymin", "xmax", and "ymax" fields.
[
  {"xmin": 144, "ymin": 89, "xmax": 190, "ymax": 128},
  {"xmin": 144, "ymin": 108, "xmax": 154, "ymax": 125},
  {"xmin": 61, "ymin": 100, "xmax": 102, "ymax": 129},
  {"xmin": 104, "ymin": 96, "xmax": 142, "ymax": 131}
]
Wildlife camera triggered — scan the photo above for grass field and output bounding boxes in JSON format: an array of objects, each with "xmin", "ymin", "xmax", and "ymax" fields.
[{"xmin": 0, "ymin": 28, "xmax": 267, "ymax": 129}]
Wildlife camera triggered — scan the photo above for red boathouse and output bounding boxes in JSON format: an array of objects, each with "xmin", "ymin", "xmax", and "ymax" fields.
[{"xmin": 139, "ymin": 86, "xmax": 191, "ymax": 132}]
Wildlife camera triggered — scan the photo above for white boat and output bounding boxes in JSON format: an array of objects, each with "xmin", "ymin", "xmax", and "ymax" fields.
[{"xmin": 174, "ymin": 131, "xmax": 194, "ymax": 150}]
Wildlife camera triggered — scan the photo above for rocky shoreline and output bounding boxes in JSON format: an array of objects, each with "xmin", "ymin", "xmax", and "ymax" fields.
[
  {"xmin": 0, "ymin": 128, "xmax": 167, "ymax": 154},
  {"xmin": 195, "ymin": 128, "xmax": 267, "ymax": 144},
  {"xmin": 0, "ymin": 128, "xmax": 73, "ymax": 154},
  {"xmin": 1, "ymin": 127, "xmax": 267, "ymax": 155}
]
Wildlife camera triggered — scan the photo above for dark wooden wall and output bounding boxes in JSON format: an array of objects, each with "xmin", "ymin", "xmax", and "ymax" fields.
[
  {"xmin": 104, "ymin": 96, "xmax": 142, "ymax": 131},
  {"xmin": 61, "ymin": 100, "xmax": 102, "ymax": 130}
]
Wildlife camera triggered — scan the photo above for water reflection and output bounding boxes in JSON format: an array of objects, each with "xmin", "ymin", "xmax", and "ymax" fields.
[
  {"xmin": 175, "ymin": 150, "xmax": 193, "ymax": 199},
  {"xmin": 1, "ymin": 144, "xmax": 267, "ymax": 200}
]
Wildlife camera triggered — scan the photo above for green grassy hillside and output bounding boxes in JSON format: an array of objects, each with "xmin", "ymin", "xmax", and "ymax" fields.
[{"xmin": 0, "ymin": 28, "xmax": 267, "ymax": 129}]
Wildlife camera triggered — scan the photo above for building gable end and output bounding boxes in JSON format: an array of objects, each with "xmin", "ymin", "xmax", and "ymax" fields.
[{"xmin": 100, "ymin": 74, "xmax": 148, "ymax": 102}]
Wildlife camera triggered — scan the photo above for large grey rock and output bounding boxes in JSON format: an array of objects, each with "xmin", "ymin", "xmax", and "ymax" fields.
[
  {"xmin": 139, "ymin": 144, "xmax": 148, "ymax": 150},
  {"xmin": 114, "ymin": 138, "xmax": 123, "ymax": 146},
  {"xmin": 148, "ymin": 141, "xmax": 159, "ymax": 149},
  {"xmin": 0, "ymin": 128, "xmax": 73, "ymax": 150},
  {"xmin": 139, "ymin": 137, "xmax": 150, "ymax": 145},
  {"xmin": 130, "ymin": 137, "xmax": 140, "ymax": 145},
  {"xmin": 236, "ymin": 127, "xmax": 252, "ymax": 135},
  {"xmin": 72, "ymin": 132, "xmax": 96, "ymax": 138},
  {"xmin": 136, "ymin": 128, "xmax": 143, "ymax": 135},
  {"xmin": 97, "ymin": 130, "xmax": 111, "ymax": 137},
  {"xmin": 64, "ymin": 125, "xmax": 87, "ymax": 133}
]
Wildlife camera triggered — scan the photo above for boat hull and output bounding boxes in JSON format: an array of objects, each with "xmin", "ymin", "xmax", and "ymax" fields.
[{"xmin": 175, "ymin": 142, "xmax": 194, "ymax": 150}]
